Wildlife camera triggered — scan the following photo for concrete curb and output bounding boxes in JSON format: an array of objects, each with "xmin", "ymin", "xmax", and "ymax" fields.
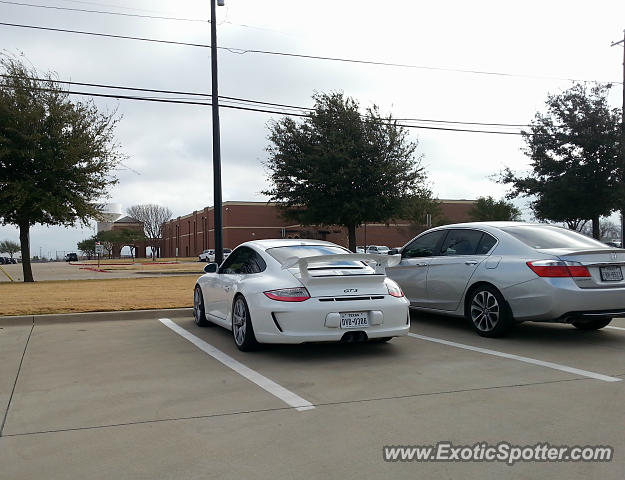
[{"xmin": 0, "ymin": 308, "xmax": 193, "ymax": 326}]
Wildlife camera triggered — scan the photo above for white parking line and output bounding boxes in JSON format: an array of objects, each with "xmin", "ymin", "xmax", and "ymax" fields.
[
  {"xmin": 159, "ymin": 318, "xmax": 315, "ymax": 412},
  {"xmin": 606, "ymin": 326, "xmax": 625, "ymax": 331},
  {"xmin": 407, "ymin": 333, "xmax": 622, "ymax": 383}
]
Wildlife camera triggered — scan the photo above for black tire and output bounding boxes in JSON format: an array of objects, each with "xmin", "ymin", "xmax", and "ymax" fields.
[
  {"xmin": 572, "ymin": 317, "xmax": 612, "ymax": 330},
  {"xmin": 193, "ymin": 285, "xmax": 211, "ymax": 327},
  {"xmin": 231, "ymin": 295, "xmax": 259, "ymax": 351},
  {"xmin": 466, "ymin": 285, "xmax": 513, "ymax": 338}
]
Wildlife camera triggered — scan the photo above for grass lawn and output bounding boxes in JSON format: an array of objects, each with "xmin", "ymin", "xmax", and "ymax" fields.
[{"xmin": 0, "ymin": 276, "xmax": 198, "ymax": 316}]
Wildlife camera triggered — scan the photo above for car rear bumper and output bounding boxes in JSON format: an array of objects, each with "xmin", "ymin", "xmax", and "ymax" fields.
[
  {"xmin": 247, "ymin": 293, "xmax": 410, "ymax": 344},
  {"xmin": 502, "ymin": 277, "xmax": 625, "ymax": 321}
]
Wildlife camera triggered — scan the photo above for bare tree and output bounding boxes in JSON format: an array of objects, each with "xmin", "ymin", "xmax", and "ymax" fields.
[
  {"xmin": 577, "ymin": 218, "xmax": 620, "ymax": 240},
  {"xmin": 126, "ymin": 204, "xmax": 172, "ymax": 259}
]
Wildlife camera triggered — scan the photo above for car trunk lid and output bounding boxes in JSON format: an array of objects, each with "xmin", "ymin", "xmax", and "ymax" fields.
[{"xmin": 537, "ymin": 248, "xmax": 625, "ymax": 288}]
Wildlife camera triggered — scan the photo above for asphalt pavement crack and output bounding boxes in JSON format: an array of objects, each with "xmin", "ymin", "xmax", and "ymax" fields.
[
  {"xmin": 2, "ymin": 376, "xmax": 588, "ymax": 438},
  {"xmin": 0, "ymin": 319, "xmax": 35, "ymax": 437}
]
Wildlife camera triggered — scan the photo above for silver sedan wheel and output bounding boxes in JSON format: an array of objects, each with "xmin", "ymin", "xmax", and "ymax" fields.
[
  {"xmin": 470, "ymin": 290, "xmax": 500, "ymax": 332},
  {"xmin": 232, "ymin": 297, "xmax": 247, "ymax": 346}
]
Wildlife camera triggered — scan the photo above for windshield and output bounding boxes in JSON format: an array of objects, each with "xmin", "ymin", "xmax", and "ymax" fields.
[
  {"xmin": 266, "ymin": 244, "xmax": 362, "ymax": 268},
  {"xmin": 500, "ymin": 225, "xmax": 608, "ymax": 250}
]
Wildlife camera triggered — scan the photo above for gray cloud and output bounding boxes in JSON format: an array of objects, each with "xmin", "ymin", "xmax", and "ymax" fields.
[{"xmin": 1, "ymin": 0, "xmax": 624, "ymax": 255}]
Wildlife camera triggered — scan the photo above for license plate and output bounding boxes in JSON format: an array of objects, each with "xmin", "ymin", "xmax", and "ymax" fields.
[
  {"xmin": 600, "ymin": 266, "xmax": 623, "ymax": 282},
  {"xmin": 340, "ymin": 312, "xmax": 369, "ymax": 328}
]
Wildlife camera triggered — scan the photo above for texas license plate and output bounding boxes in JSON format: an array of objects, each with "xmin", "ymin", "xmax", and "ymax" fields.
[
  {"xmin": 340, "ymin": 312, "xmax": 369, "ymax": 328},
  {"xmin": 600, "ymin": 266, "xmax": 623, "ymax": 282}
]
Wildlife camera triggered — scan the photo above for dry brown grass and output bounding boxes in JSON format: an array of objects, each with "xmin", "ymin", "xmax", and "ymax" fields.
[
  {"xmin": 78, "ymin": 257, "xmax": 197, "ymax": 264},
  {"xmin": 0, "ymin": 276, "xmax": 198, "ymax": 316},
  {"xmin": 73, "ymin": 258, "xmax": 205, "ymax": 274}
]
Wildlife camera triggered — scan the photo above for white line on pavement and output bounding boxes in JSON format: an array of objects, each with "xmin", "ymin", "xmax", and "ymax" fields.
[
  {"xmin": 407, "ymin": 333, "xmax": 621, "ymax": 383},
  {"xmin": 159, "ymin": 318, "xmax": 315, "ymax": 412},
  {"xmin": 606, "ymin": 325, "xmax": 625, "ymax": 331}
]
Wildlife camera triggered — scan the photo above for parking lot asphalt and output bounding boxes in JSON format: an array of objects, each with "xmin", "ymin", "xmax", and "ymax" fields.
[{"xmin": 0, "ymin": 312, "xmax": 623, "ymax": 479}]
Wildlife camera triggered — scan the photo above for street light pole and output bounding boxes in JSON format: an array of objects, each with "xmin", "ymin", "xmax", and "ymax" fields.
[
  {"xmin": 611, "ymin": 30, "xmax": 625, "ymax": 245},
  {"xmin": 211, "ymin": 0, "xmax": 224, "ymax": 264}
]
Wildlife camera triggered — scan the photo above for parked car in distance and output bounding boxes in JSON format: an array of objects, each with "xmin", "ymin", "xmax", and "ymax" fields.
[
  {"xmin": 356, "ymin": 246, "xmax": 365, "ymax": 253},
  {"xmin": 386, "ymin": 222, "xmax": 625, "ymax": 337},
  {"xmin": 64, "ymin": 253, "xmax": 78, "ymax": 262},
  {"xmin": 0, "ymin": 257, "xmax": 6, "ymax": 265},
  {"xmin": 199, "ymin": 248, "xmax": 232, "ymax": 263},
  {"xmin": 193, "ymin": 239, "xmax": 409, "ymax": 350},
  {"xmin": 199, "ymin": 249, "xmax": 215, "ymax": 262},
  {"xmin": 366, "ymin": 245, "xmax": 390, "ymax": 255}
]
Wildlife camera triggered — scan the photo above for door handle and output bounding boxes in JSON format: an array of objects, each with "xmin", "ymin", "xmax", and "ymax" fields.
[
  {"xmin": 415, "ymin": 262, "xmax": 428, "ymax": 267},
  {"xmin": 465, "ymin": 260, "xmax": 478, "ymax": 265}
]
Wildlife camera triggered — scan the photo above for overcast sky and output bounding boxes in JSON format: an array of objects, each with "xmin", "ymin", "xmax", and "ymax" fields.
[{"xmin": 1, "ymin": 0, "xmax": 624, "ymax": 257}]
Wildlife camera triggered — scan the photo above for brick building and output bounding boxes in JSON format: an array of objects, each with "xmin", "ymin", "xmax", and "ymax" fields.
[
  {"xmin": 161, "ymin": 200, "xmax": 476, "ymax": 258},
  {"xmin": 110, "ymin": 216, "xmax": 149, "ymax": 258}
]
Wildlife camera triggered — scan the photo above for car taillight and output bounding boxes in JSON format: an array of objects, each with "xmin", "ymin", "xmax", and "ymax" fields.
[
  {"xmin": 385, "ymin": 279, "xmax": 404, "ymax": 297},
  {"xmin": 264, "ymin": 287, "xmax": 311, "ymax": 302},
  {"xmin": 526, "ymin": 260, "xmax": 591, "ymax": 278}
]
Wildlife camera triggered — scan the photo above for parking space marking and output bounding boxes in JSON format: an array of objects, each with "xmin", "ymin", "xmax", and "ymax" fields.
[
  {"xmin": 606, "ymin": 326, "xmax": 625, "ymax": 331},
  {"xmin": 159, "ymin": 319, "xmax": 315, "ymax": 412},
  {"xmin": 407, "ymin": 333, "xmax": 622, "ymax": 383}
]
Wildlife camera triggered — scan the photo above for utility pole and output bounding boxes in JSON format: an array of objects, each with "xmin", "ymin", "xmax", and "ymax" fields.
[
  {"xmin": 211, "ymin": 0, "xmax": 225, "ymax": 264},
  {"xmin": 611, "ymin": 30, "xmax": 625, "ymax": 245}
]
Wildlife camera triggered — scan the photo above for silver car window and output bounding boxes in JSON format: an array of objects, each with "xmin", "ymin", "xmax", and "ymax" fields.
[
  {"xmin": 402, "ymin": 230, "xmax": 446, "ymax": 258},
  {"xmin": 500, "ymin": 226, "xmax": 607, "ymax": 249},
  {"xmin": 440, "ymin": 229, "xmax": 483, "ymax": 256},
  {"xmin": 476, "ymin": 233, "xmax": 497, "ymax": 254}
]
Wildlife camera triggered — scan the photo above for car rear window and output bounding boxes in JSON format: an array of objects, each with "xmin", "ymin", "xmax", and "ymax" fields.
[
  {"xmin": 500, "ymin": 226, "xmax": 607, "ymax": 249},
  {"xmin": 266, "ymin": 245, "xmax": 362, "ymax": 268}
]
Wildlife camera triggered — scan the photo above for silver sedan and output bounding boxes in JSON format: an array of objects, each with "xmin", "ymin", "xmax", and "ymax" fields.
[{"xmin": 386, "ymin": 222, "xmax": 625, "ymax": 337}]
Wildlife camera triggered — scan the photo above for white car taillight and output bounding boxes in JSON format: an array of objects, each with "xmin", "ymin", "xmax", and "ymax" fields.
[
  {"xmin": 264, "ymin": 287, "xmax": 311, "ymax": 302},
  {"xmin": 385, "ymin": 279, "xmax": 404, "ymax": 298}
]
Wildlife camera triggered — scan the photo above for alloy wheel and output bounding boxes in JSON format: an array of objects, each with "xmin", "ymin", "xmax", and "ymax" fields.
[
  {"xmin": 470, "ymin": 290, "xmax": 500, "ymax": 332},
  {"xmin": 193, "ymin": 287, "xmax": 202, "ymax": 324},
  {"xmin": 232, "ymin": 298, "xmax": 247, "ymax": 346}
]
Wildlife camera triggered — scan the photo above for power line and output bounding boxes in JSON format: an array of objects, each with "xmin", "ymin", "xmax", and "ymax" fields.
[
  {"xmin": 0, "ymin": 0, "xmax": 208, "ymax": 22},
  {"xmin": 0, "ymin": 74, "xmax": 315, "ymax": 113},
  {"xmin": 0, "ymin": 21, "xmax": 211, "ymax": 47},
  {"xmin": 54, "ymin": 0, "xmax": 169, "ymax": 15},
  {"xmin": 0, "ymin": 21, "xmax": 621, "ymax": 85},
  {"xmin": 1, "ymin": 74, "xmax": 536, "ymax": 127},
  {"xmin": 13, "ymin": 84, "xmax": 527, "ymax": 135}
]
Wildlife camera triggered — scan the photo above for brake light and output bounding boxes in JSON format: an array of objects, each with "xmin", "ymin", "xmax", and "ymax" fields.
[
  {"xmin": 526, "ymin": 260, "xmax": 591, "ymax": 278},
  {"xmin": 264, "ymin": 287, "xmax": 311, "ymax": 302},
  {"xmin": 385, "ymin": 279, "xmax": 404, "ymax": 297}
]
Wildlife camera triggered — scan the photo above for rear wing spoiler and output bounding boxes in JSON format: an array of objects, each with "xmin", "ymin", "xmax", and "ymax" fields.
[{"xmin": 280, "ymin": 253, "xmax": 401, "ymax": 280}]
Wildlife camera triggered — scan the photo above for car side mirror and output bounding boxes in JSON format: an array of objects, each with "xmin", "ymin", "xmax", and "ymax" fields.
[
  {"xmin": 388, "ymin": 249, "xmax": 399, "ymax": 255},
  {"xmin": 204, "ymin": 263, "xmax": 218, "ymax": 273}
]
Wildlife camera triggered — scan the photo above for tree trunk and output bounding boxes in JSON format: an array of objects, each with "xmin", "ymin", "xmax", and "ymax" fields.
[
  {"xmin": 18, "ymin": 222, "xmax": 34, "ymax": 282},
  {"xmin": 592, "ymin": 215, "xmax": 600, "ymax": 239},
  {"xmin": 347, "ymin": 223, "xmax": 357, "ymax": 252}
]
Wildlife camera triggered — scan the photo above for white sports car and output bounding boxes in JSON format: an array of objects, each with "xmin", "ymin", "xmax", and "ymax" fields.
[{"xmin": 193, "ymin": 239, "xmax": 410, "ymax": 350}]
